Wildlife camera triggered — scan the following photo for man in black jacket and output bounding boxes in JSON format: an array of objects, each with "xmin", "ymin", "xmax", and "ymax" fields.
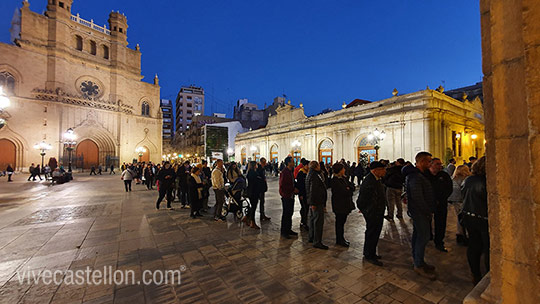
[
  {"xmin": 357, "ymin": 161, "xmax": 387, "ymax": 266},
  {"xmin": 426, "ymin": 158, "xmax": 453, "ymax": 252},
  {"xmin": 156, "ymin": 162, "xmax": 176, "ymax": 210},
  {"xmin": 306, "ymin": 161, "xmax": 328, "ymax": 249},
  {"xmin": 403, "ymin": 152, "xmax": 436, "ymax": 280},
  {"xmin": 177, "ymin": 161, "xmax": 191, "ymax": 208},
  {"xmin": 384, "ymin": 158, "xmax": 405, "ymax": 220}
]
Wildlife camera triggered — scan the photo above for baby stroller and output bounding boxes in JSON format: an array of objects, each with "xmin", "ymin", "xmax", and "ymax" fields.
[{"xmin": 222, "ymin": 176, "xmax": 251, "ymax": 219}]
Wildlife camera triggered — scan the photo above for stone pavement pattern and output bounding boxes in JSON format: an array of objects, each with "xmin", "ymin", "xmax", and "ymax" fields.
[{"xmin": 0, "ymin": 173, "xmax": 474, "ymax": 303}]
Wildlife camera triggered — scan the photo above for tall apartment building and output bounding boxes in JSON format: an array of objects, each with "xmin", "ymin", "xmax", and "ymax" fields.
[
  {"xmin": 160, "ymin": 99, "xmax": 174, "ymax": 142},
  {"xmin": 175, "ymin": 85, "xmax": 204, "ymax": 134}
]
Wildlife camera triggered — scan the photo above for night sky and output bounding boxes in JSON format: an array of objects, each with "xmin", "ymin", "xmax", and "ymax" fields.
[{"xmin": 0, "ymin": 0, "xmax": 482, "ymax": 116}]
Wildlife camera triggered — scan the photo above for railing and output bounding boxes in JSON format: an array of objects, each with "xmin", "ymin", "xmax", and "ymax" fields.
[{"xmin": 70, "ymin": 14, "xmax": 111, "ymax": 35}]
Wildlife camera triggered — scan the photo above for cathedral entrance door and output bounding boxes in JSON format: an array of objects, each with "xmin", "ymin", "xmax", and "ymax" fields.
[
  {"xmin": 0, "ymin": 139, "xmax": 16, "ymax": 170},
  {"xmin": 77, "ymin": 139, "xmax": 99, "ymax": 169}
]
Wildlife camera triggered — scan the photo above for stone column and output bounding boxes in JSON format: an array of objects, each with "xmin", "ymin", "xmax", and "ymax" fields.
[{"xmin": 466, "ymin": 1, "xmax": 540, "ymax": 303}]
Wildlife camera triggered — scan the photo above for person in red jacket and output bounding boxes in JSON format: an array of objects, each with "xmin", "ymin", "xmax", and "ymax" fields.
[{"xmin": 280, "ymin": 156, "xmax": 298, "ymax": 239}]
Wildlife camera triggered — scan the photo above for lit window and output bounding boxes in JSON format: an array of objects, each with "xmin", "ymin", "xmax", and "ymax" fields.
[{"xmin": 0, "ymin": 71, "xmax": 16, "ymax": 94}]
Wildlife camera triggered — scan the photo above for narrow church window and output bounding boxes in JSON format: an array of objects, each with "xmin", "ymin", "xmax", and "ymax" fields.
[
  {"xmin": 90, "ymin": 41, "xmax": 97, "ymax": 55},
  {"xmin": 102, "ymin": 45, "xmax": 109, "ymax": 59},
  {"xmin": 119, "ymin": 28, "xmax": 123, "ymax": 33},
  {"xmin": 59, "ymin": 2, "xmax": 64, "ymax": 8},
  {"xmin": 0, "ymin": 71, "xmax": 16, "ymax": 94},
  {"xmin": 141, "ymin": 101, "xmax": 150, "ymax": 117},
  {"xmin": 75, "ymin": 35, "xmax": 83, "ymax": 51}
]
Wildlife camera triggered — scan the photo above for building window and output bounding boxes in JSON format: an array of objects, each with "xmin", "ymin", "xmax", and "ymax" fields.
[
  {"xmin": 75, "ymin": 35, "xmax": 83, "ymax": 51},
  {"xmin": 102, "ymin": 45, "xmax": 109, "ymax": 59},
  {"xmin": 141, "ymin": 101, "xmax": 150, "ymax": 116},
  {"xmin": 59, "ymin": 2, "xmax": 64, "ymax": 8},
  {"xmin": 187, "ymin": 96, "xmax": 192, "ymax": 100},
  {"xmin": 0, "ymin": 71, "xmax": 16, "ymax": 94},
  {"xmin": 187, "ymin": 103, "xmax": 192, "ymax": 107},
  {"xmin": 90, "ymin": 41, "xmax": 97, "ymax": 55}
]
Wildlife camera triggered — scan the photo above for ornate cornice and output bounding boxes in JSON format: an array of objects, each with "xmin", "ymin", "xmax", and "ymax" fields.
[{"xmin": 32, "ymin": 88, "xmax": 133, "ymax": 114}]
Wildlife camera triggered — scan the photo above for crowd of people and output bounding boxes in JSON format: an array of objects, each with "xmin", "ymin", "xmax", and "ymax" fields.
[
  {"xmin": 275, "ymin": 153, "xmax": 487, "ymax": 284},
  {"xmin": 116, "ymin": 152, "xmax": 487, "ymax": 284},
  {"xmin": 2, "ymin": 151, "xmax": 488, "ymax": 285}
]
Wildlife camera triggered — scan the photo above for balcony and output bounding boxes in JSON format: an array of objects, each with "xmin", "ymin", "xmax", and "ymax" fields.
[{"xmin": 70, "ymin": 14, "xmax": 111, "ymax": 35}]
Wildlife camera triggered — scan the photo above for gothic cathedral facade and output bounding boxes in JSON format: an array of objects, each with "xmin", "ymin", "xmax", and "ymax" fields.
[{"xmin": 0, "ymin": 0, "xmax": 162, "ymax": 170}]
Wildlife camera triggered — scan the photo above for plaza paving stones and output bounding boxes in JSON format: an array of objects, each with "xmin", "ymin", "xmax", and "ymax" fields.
[{"xmin": 0, "ymin": 173, "xmax": 473, "ymax": 303}]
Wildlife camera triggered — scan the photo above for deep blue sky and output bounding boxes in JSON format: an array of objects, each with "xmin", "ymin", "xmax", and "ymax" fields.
[{"xmin": 0, "ymin": 0, "xmax": 482, "ymax": 116}]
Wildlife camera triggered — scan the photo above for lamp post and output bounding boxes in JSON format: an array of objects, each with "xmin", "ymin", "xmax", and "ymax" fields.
[
  {"xmin": 63, "ymin": 128, "xmax": 76, "ymax": 172},
  {"xmin": 0, "ymin": 86, "xmax": 11, "ymax": 130},
  {"xmin": 471, "ymin": 133, "xmax": 478, "ymax": 157},
  {"xmin": 136, "ymin": 147, "xmax": 146, "ymax": 162},
  {"xmin": 367, "ymin": 128, "xmax": 386, "ymax": 160},
  {"xmin": 33, "ymin": 141, "xmax": 52, "ymax": 168}
]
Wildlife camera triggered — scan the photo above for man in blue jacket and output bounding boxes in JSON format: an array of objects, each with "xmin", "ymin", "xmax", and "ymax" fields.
[{"xmin": 403, "ymin": 152, "xmax": 436, "ymax": 280}]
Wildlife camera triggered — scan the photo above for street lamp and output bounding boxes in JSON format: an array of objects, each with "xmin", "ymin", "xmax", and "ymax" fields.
[
  {"xmin": 63, "ymin": 128, "xmax": 76, "ymax": 172},
  {"xmin": 291, "ymin": 140, "xmax": 301, "ymax": 148},
  {"xmin": 0, "ymin": 86, "xmax": 11, "ymax": 130},
  {"xmin": 367, "ymin": 128, "xmax": 386, "ymax": 160},
  {"xmin": 136, "ymin": 147, "xmax": 146, "ymax": 162},
  {"xmin": 33, "ymin": 141, "xmax": 52, "ymax": 168}
]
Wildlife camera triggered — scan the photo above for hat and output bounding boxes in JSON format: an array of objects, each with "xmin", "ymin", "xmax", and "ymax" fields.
[{"xmin": 369, "ymin": 161, "xmax": 385, "ymax": 170}]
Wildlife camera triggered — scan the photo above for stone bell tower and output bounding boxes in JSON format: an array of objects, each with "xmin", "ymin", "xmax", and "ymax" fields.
[
  {"xmin": 45, "ymin": 0, "xmax": 73, "ymax": 19},
  {"xmin": 43, "ymin": 0, "xmax": 74, "ymax": 90},
  {"xmin": 108, "ymin": 11, "xmax": 128, "ymax": 46}
]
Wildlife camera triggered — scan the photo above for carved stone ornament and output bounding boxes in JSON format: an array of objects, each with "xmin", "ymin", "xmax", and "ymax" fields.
[{"xmin": 75, "ymin": 76, "xmax": 105, "ymax": 100}]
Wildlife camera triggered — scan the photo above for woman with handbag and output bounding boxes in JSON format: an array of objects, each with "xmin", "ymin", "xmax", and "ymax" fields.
[
  {"xmin": 330, "ymin": 163, "xmax": 356, "ymax": 247},
  {"xmin": 188, "ymin": 166, "xmax": 204, "ymax": 218}
]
